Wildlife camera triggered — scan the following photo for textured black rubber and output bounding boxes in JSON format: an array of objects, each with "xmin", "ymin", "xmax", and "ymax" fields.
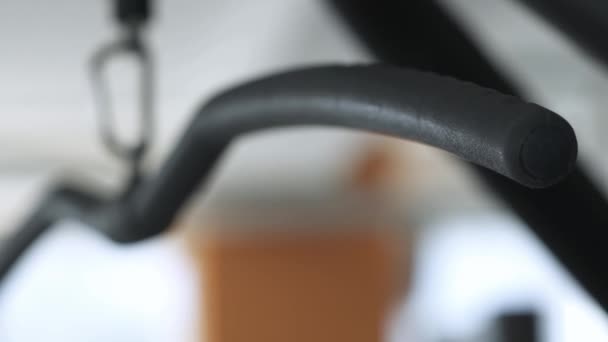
[
  {"xmin": 204, "ymin": 66, "xmax": 576, "ymax": 188},
  {"xmin": 112, "ymin": 64, "xmax": 577, "ymax": 243}
]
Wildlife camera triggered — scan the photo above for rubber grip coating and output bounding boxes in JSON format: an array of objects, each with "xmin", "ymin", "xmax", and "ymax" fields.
[
  {"xmin": 201, "ymin": 65, "xmax": 576, "ymax": 188},
  {"xmin": 117, "ymin": 64, "xmax": 577, "ymax": 243}
]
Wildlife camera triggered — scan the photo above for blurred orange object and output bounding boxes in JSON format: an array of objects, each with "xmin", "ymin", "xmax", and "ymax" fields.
[
  {"xmin": 183, "ymin": 138, "xmax": 411, "ymax": 342},
  {"xmin": 192, "ymin": 230, "xmax": 402, "ymax": 342}
]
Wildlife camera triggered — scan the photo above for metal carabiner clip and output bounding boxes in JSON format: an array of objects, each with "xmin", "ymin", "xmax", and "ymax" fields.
[{"xmin": 90, "ymin": 32, "xmax": 154, "ymax": 190}]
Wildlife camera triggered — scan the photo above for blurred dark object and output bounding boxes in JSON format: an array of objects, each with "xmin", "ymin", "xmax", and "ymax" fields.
[
  {"xmin": 328, "ymin": 0, "xmax": 608, "ymax": 314},
  {"xmin": 440, "ymin": 310, "xmax": 540, "ymax": 342},
  {"xmin": 326, "ymin": 0, "xmax": 518, "ymax": 94},
  {"xmin": 496, "ymin": 311, "xmax": 540, "ymax": 342},
  {"xmin": 115, "ymin": 0, "xmax": 152, "ymax": 27},
  {"xmin": 516, "ymin": 0, "xmax": 608, "ymax": 68}
]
